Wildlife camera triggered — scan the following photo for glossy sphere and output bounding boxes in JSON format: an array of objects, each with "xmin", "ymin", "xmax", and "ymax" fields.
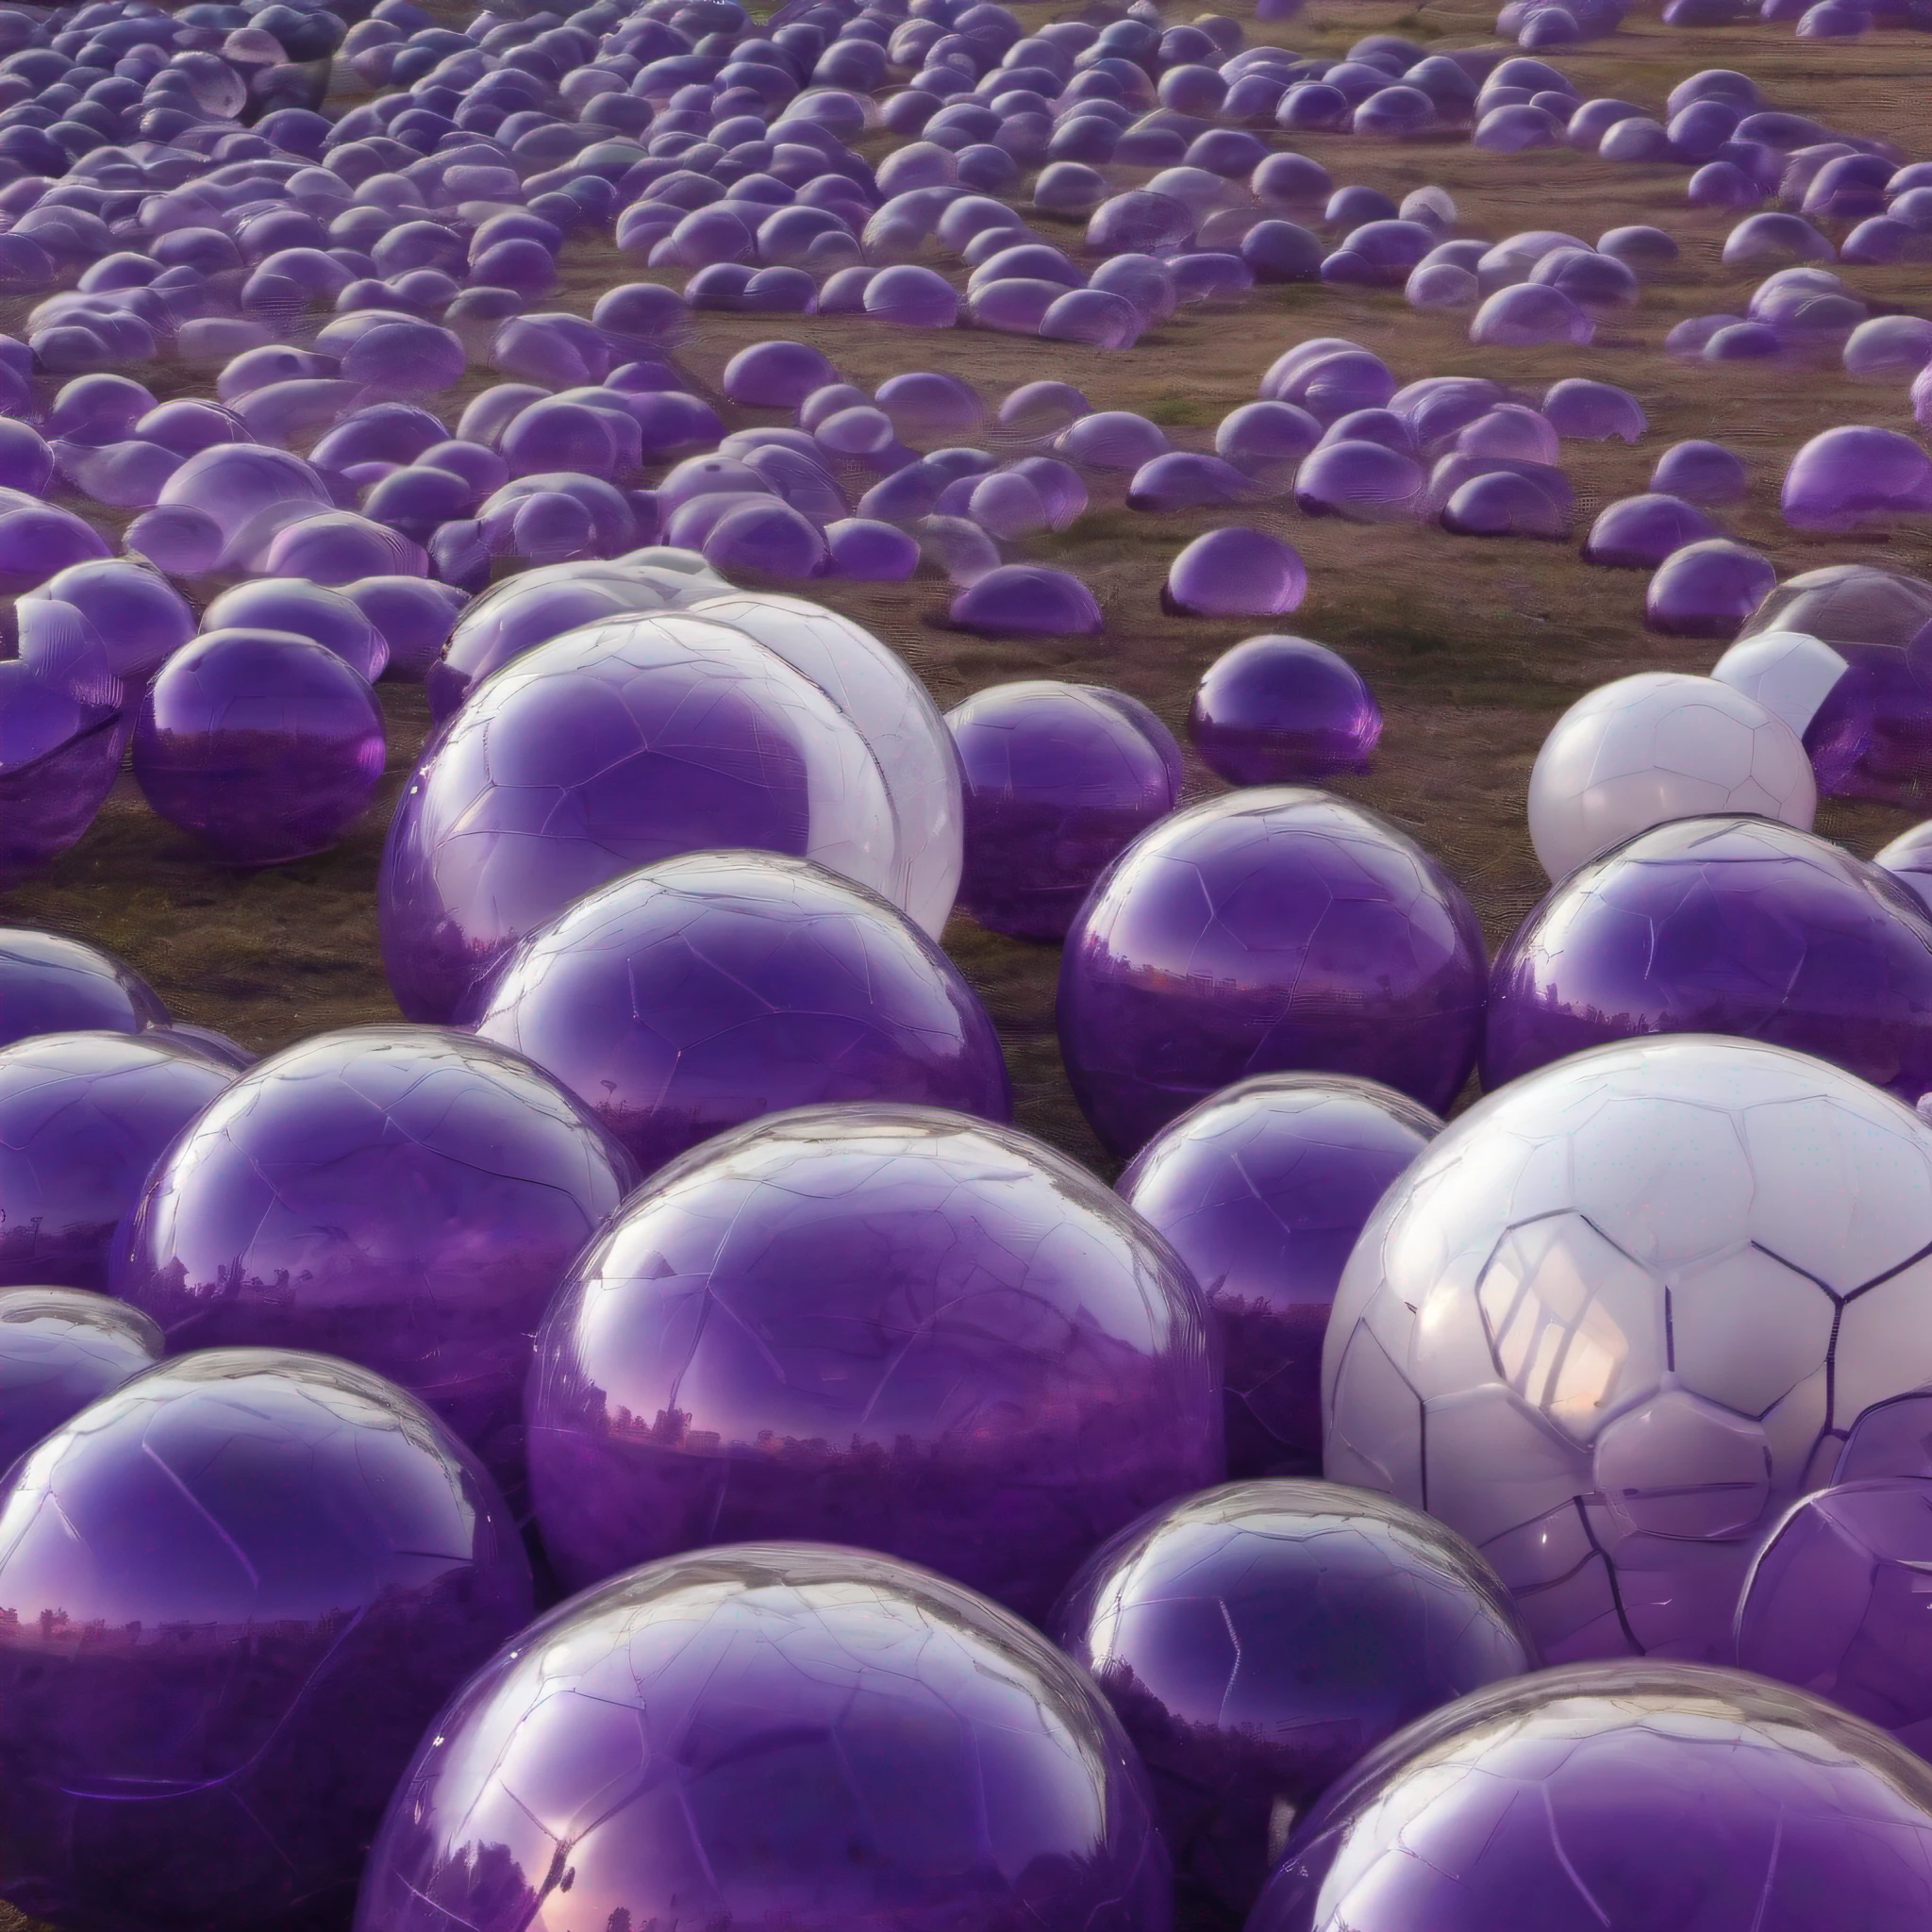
[
  {"xmin": 0, "ymin": 661, "xmax": 125, "ymax": 891},
  {"xmin": 1188, "ymin": 635, "xmax": 1382, "ymax": 786},
  {"xmin": 0, "ymin": 929, "xmax": 167, "ymax": 1049},
  {"xmin": 1059, "ymin": 790, "xmax": 1487, "ymax": 1157},
  {"xmin": 1527, "ymin": 673, "xmax": 1817, "ymax": 883},
  {"xmin": 1487, "ymin": 816, "xmax": 1932, "ymax": 1099},
  {"xmin": 527, "ymin": 1105, "xmax": 1222, "ymax": 1618},
  {"xmin": 378, "ymin": 615, "xmax": 897, "ymax": 1023},
  {"xmin": 1324, "ymin": 1033, "xmax": 1932, "ymax": 1662},
  {"xmin": 1252, "ymin": 1663, "xmax": 1932, "ymax": 1931},
  {"xmin": 1737, "ymin": 1478, "xmax": 1932, "ymax": 1753},
  {"xmin": 471, "ymin": 852, "xmax": 1009, "ymax": 1177},
  {"xmin": 946, "ymin": 680, "xmax": 1184, "ymax": 941},
  {"xmin": 0, "ymin": 1031, "xmax": 235, "ymax": 1292},
  {"xmin": 114, "ymin": 1027, "xmax": 637, "ymax": 1511},
  {"xmin": 0, "ymin": 1349, "xmax": 533, "ymax": 1932},
  {"xmin": 1119, "ymin": 1074, "xmax": 1440, "ymax": 1478},
  {"xmin": 1053, "ymin": 1481, "xmax": 1534, "ymax": 1923},
  {"xmin": 133, "ymin": 629, "xmax": 387, "ymax": 867},
  {"xmin": 0, "ymin": 1287, "xmax": 161, "ymax": 1474},
  {"xmin": 690, "ymin": 591, "xmax": 965, "ymax": 940},
  {"xmin": 355, "ymin": 1543, "xmax": 1170, "ymax": 1932}
]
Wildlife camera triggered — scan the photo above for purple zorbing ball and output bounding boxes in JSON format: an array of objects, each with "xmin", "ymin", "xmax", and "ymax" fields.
[
  {"xmin": 1736, "ymin": 1476, "xmax": 1932, "ymax": 1756},
  {"xmin": 0, "ymin": 928, "xmax": 168, "ymax": 1048},
  {"xmin": 132, "ymin": 627, "xmax": 387, "ymax": 866},
  {"xmin": 0, "ymin": 1030, "xmax": 236, "ymax": 1291},
  {"xmin": 945, "ymin": 679, "xmax": 1185, "ymax": 941},
  {"xmin": 112, "ymin": 1026, "xmax": 638, "ymax": 1515},
  {"xmin": 0, "ymin": 1349, "xmax": 533, "ymax": 1932},
  {"xmin": 1187, "ymin": 634, "xmax": 1383, "ymax": 785},
  {"xmin": 1484, "ymin": 814, "xmax": 1932, "ymax": 1101},
  {"xmin": 1250, "ymin": 1663, "xmax": 1932, "ymax": 1930},
  {"xmin": 1053, "ymin": 1480, "xmax": 1535, "ymax": 1925},
  {"xmin": 0, "ymin": 1286, "xmax": 161, "ymax": 1473},
  {"xmin": 526, "ymin": 1104, "xmax": 1223, "ymax": 1620},
  {"xmin": 1059, "ymin": 790, "xmax": 1487, "ymax": 1157},
  {"xmin": 1118, "ymin": 1074, "xmax": 1441, "ymax": 1478},
  {"xmin": 467, "ymin": 851, "xmax": 1010, "ymax": 1179},
  {"xmin": 354, "ymin": 1542, "xmax": 1171, "ymax": 1932}
]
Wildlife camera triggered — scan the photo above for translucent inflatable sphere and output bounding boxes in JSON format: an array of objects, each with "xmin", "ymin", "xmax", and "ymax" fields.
[
  {"xmin": 1876, "ymin": 820, "xmax": 1932, "ymax": 916},
  {"xmin": 1487, "ymin": 815, "xmax": 1932, "ymax": 1098},
  {"xmin": 379, "ymin": 614, "xmax": 898, "ymax": 1023},
  {"xmin": 114, "ymin": 1026, "xmax": 635, "ymax": 1512},
  {"xmin": 1583, "ymin": 492, "xmax": 1722, "ymax": 568},
  {"xmin": 527, "ymin": 1105, "xmax": 1222, "ymax": 1615},
  {"xmin": 356, "ymin": 1543, "xmax": 1170, "ymax": 1932},
  {"xmin": 1188, "ymin": 634, "xmax": 1383, "ymax": 786},
  {"xmin": 20, "ymin": 558, "xmax": 195, "ymax": 683},
  {"xmin": 1784, "ymin": 425, "xmax": 1932, "ymax": 532},
  {"xmin": 1053, "ymin": 1480, "xmax": 1533, "ymax": 1922},
  {"xmin": 0, "ymin": 930, "xmax": 166, "ymax": 1050},
  {"xmin": 0, "ymin": 1029, "xmax": 234, "ymax": 1293},
  {"xmin": 1470, "ymin": 282, "xmax": 1594, "ymax": 345},
  {"xmin": 0, "ymin": 1349, "xmax": 532, "ymax": 1932},
  {"xmin": 0, "ymin": 1286, "xmax": 160, "ymax": 1472},
  {"xmin": 133, "ymin": 629, "xmax": 387, "ymax": 868},
  {"xmin": 691, "ymin": 591, "xmax": 964, "ymax": 939},
  {"xmin": 154, "ymin": 442, "xmax": 333, "ymax": 572},
  {"xmin": 471, "ymin": 853, "xmax": 1008, "ymax": 1177},
  {"xmin": 1059, "ymin": 790, "xmax": 1487, "ymax": 1157},
  {"xmin": 1252, "ymin": 1662, "xmax": 1932, "ymax": 1931},
  {"xmin": 1709, "ymin": 629, "xmax": 1861, "ymax": 788},
  {"xmin": 1165, "ymin": 526, "xmax": 1308, "ymax": 618},
  {"xmin": 1647, "ymin": 539, "xmax": 1780, "ymax": 639},
  {"xmin": 1293, "ymin": 440, "xmax": 1424, "ymax": 523},
  {"xmin": 1527, "ymin": 673, "xmax": 1816, "ymax": 882},
  {"xmin": 945, "ymin": 679, "xmax": 1183, "ymax": 942},
  {"xmin": 1324, "ymin": 1031, "xmax": 1932, "ymax": 1661},
  {"xmin": 1119, "ymin": 1074, "xmax": 1440, "ymax": 1477},
  {"xmin": 951, "ymin": 564, "xmax": 1103, "ymax": 636},
  {"xmin": 0, "ymin": 658, "xmax": 125, "ymax": 891},
  {"xmin": 1736, "ymin": 1477, "xmax": 1932, "ymax": 1751},
  {"xmin": 201, "ymin": 576, "xmax": 390, "ymax": 684},
  {"xmin": 1835, "ymin": 1391, "xmax": 1932, "ymax": 1482}
]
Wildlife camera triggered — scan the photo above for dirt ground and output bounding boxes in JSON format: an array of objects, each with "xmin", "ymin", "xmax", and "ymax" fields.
[{"xmin": 4, "ymin": 0, "xmax": 1930, "ymax": 1191}]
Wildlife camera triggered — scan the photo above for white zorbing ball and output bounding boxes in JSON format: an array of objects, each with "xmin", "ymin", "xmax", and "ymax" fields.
[
  {"xmin": 1708, "ymin": 629, "xmax": 1850, "ymax": 740},
  {"xmin": 1323, "ymin": 1034, "xmax": 1932, "ymax": 1666},
  {"xmin": 1527, "ymin": 672, "xmax": 1817, "ymax": 882},
  {"xmin": 690, "ymin": 591, "xmax": 964, "ymax": 938}
]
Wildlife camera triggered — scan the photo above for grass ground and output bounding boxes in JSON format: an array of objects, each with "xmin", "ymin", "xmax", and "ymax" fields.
[
  {"xmin": 0, "ymin": 4, "xmax": 1925, "ymax": 1927},
  {"xmin": 4, "ymin": 3, "xmax": 1930, "ymax": 1191}
]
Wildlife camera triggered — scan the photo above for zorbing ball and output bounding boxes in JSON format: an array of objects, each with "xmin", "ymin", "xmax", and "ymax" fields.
[
  {"xmin": 1119, "ymin": 1074, "xmax": 1441, "ymax": 1479},
  {"xmin": 377, "ymin": 614, "xmax": 900, "ymax": 1023},
  {"xmin": 945, "ymin": 679, "xmax": 1184, "ymax": 942},
  {"xmin": 1489, "ymin": 814, "xmax": 1932, "ymax": 1097},
  {"xmin": 1187, "ymin": 634, "xmax": 1382, "ymax": 786},
  {"xmin": 1251, "ymin": 1663, "xmax": 1932, "ymax": 1932},
  {"xmin": 354, "ymin": 1543, "xmax": 1170, "ymax": 1932},
  {"xmin": 526, "ymin": 1104, "xmax": 1223, "ymax": 1619},
  {"xmin": 0, "ymin": 1286, "xmax": 160, "ymax": 1473},
  {"xmin": 113, "ymin": 1026, "xmax": 637, "ymax": 1514},
  {"xmin": 1737, "ymin": 1477, "xmax": 1932, "ymax": 1754},
  {"xmin": 1527, "ymin": 672, "xmax": 1817, "ymax": 883},
  {"xmin": 0, "ymin": 927, "xmax": 168, "ymax": 1049},
  {"xmin": 0, "ymin": 1029, "xmax": 236, "ymax": 1291},
  {"xmin": 689, "ymin": 590, "xmax": 965, "ymax": 939},
  {"xmin": 1732, "ymin": 563, "xmax": 1932, "ymax": 808},
  {"xmin": 1053, "ymin": 1480, "xmax": 1534, "ymax": 1924},
  {"xmin": 1058, "ymin": 789, "xmax": 1487, "ymax": 1158},
  {"xmin": 132, "ymin": 627, "xmax": 388, "ymax": 867},
  {"xmin": 1324, "ymin": 1032, "xmax": 1932, "ymax": 1664},
  {"xmin": 469, "ymin": 851, "xmax": 1011, "ymax": 1179},
  {"xmin": 0, "ymin": 1349, "xmax": 533, "ymax": 1932}
]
